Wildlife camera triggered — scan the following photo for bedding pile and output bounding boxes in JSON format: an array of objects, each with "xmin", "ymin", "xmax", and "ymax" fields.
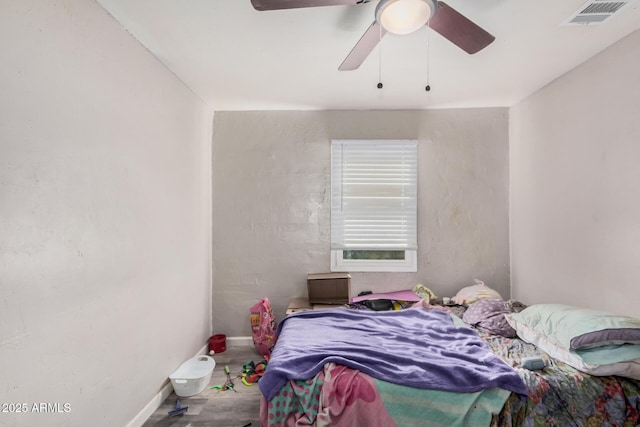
[
  {"xmin": 259, "ymin": 297, "xmax": 640, "ymax": 426},
  {"xmin": 261, "ymin": 362, "xmax": 514, "ymax": 427},
  {"xmin": 259, "ymin": 308, "xmax": 527, "ymax": 400}
]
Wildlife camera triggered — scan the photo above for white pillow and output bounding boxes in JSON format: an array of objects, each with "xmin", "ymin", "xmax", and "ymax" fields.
[
  {"xmin": 508, "ymin": 303, "xmax": 640, "ymax": 350},
  {"xmin": 452, "ymin": 279, "xmax": 502, "ymax": 305},
  {"xmin": 506, "ymin": 311, "xmax": 640, "ymax": 380}
]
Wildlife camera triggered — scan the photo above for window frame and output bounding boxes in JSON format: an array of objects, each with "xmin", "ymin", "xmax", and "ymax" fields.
[{"xmin": 330, "ymin": 139, "xmax": 418, "ymax": 273}]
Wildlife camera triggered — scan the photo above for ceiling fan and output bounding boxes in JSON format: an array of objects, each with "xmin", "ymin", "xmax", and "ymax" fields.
[{"xmin": 250, "ymin": 0, "xmax": 495, "ymax": 71}]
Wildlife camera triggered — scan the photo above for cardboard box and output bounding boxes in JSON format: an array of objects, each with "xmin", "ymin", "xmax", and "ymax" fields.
[{"xmin": 307, "ymin": 273, "xmax": 351, "ymax": 305}]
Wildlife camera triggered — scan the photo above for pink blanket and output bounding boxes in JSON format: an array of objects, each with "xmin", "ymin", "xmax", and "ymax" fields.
[{"xmin": 260, "ymin": 363, "xmax": 396, "ymax": 426}]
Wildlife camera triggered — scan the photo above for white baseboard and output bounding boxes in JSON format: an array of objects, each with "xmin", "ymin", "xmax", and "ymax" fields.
[{"xmin": 126, "ymin": 343, "xmax": 208, "ymax": 427}]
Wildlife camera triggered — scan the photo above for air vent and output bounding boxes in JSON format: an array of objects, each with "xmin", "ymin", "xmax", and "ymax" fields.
[{"xmin": 563, "ymin": 0, "xmax": 630, "ymax": 25}]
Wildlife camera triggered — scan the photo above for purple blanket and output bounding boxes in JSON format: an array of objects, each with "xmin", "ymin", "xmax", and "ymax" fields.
[{"xmin": 259, "ymin": 308, "xmax": 527, "ymax": 401}]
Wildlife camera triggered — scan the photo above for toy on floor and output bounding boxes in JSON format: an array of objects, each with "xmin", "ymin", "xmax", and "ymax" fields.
[
  {"xmin": 212, "ymin": 365, "xmax": 238, "ymax": 392},
  {"xmin": 241, "ymin": 359, "xmax": 267, "ymax": 386},
  {"xmin": 224, "ymin": 365, "xmax": 237, "ymax": 392},
  {"xmin": 212, "ymin": 359, "xmax": 269, "ymax": 391},
  {"xmin": 168, "ymin": 398, "xmax": 188, "ymax": 417}
]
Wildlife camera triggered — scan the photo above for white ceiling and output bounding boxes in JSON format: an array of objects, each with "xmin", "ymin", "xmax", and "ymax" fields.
[{"xmin": 96, "ymin": 0, "xmax": 640, "ymax": 111}]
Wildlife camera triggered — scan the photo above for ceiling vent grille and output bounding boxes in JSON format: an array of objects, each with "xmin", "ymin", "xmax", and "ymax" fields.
[{"xmin": 563, "ymin": 0, "xmax": 630, "ymax": 25}]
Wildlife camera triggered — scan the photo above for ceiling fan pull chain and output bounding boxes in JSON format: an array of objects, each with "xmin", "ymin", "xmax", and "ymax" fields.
[
  {"xmin": 425, "ymin": 21, "xmax": 431, "ymax": 92},
  {"xmin": 377, "ymin": 23, "xmax": 383, "ymax": 89}
]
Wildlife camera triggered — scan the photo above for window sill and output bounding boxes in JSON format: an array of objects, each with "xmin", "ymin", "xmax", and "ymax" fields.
[{"xmin": 330, "ymin": 250, "xmax": 417, "ymax": 273}]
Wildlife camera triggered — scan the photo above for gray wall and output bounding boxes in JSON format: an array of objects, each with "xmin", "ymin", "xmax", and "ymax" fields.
[
  {"xmin": 212, "ymin": 108, "xmax": 510, "ymax": 337},
  {"xmin": 510, "ymin": 29, "xmax": 640, "ymax": 317},
  {"xmin": 0, "ymin": 1, "xmax": 212, "ymax": 426}
]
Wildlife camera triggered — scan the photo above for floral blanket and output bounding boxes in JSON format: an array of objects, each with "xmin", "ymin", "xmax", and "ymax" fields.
[{"xmin": 481, "ymin": 330, "xmax": 640, "ymax": 427}]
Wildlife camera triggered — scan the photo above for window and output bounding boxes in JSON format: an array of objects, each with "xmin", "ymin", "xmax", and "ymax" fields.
[{"xmin": 330, "ymin": 139, "xmax": 418, "ymax": 272}]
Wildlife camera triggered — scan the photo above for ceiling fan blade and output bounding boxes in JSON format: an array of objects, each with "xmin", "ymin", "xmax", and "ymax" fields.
[
  {"xmin": 251, "ymin": 0, "xmax": 365, "ymax": 11},
  {"xmin": 339, "ymin": 21, "xmax": 387, "ymax": 71},
  {"xmin": 429, "ymin": 1, "xmax": 495, "ymax": 54}
]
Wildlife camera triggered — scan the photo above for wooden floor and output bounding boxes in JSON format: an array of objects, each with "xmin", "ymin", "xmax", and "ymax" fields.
[{"xmin": 143, "ymin": 346, "xmax": 263, "ymax": 427}]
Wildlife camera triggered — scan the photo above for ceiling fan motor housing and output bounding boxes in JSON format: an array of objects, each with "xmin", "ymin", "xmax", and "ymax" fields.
[{"xmin": 375, "ymin": 0, "xmax": 437, "ymax": 35}]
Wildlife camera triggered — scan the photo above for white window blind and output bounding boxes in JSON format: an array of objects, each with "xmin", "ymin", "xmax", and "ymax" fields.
[{"xmin": 331, "ymin": 140, "xmax": 418, "ymax": 251}]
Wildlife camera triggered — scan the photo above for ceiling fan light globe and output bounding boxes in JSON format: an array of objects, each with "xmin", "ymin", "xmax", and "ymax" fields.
[{"xmin": 376, "ymin": 0, "xmax": 434, "ymax": 35}]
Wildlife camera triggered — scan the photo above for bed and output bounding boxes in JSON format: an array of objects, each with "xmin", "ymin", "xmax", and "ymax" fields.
[{"xmin": 258, "ymin": 302, "xmax": 640, "ymax": 427}]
